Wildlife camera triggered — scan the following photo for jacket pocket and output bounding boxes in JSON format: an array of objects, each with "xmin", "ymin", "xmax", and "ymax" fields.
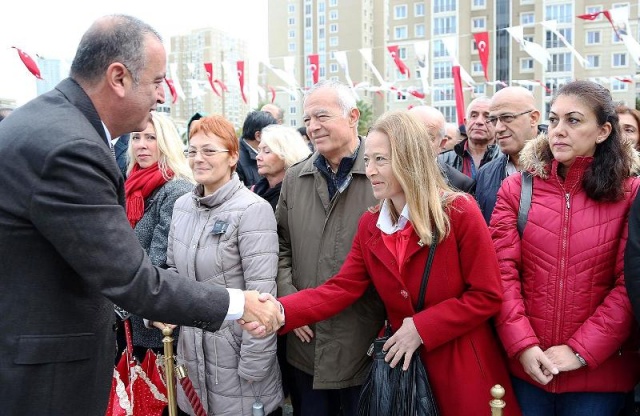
[{"xmin": 14, "ymin": 333, "xmax": 96, "ymax": 364}]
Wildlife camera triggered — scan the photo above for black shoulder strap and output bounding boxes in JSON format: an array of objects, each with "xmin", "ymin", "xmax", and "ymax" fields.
[
  {"xmin": 517, "ymin": 171, "xmax": 533, "ymax": 238},
  {"xmin": 416, "ymin": 230, "xmax": 439, "ymax": 311}
]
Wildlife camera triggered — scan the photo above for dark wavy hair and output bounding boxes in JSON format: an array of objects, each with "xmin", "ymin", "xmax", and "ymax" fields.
[
  {"xmin": 241, "ymin": 110, "xmax": 277, "ymax": 140},
  {"xmin": 551, "ymin": 80, "xmax": 630, "ymax": 201}
]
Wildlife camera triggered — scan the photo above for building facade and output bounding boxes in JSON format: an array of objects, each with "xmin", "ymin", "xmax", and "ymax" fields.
[
  {"xmin": 168, "ymin": 28, "xmax": 251, "ymax": 131},
  {"xmin": 268, "ymin": 0, "xmax": 639, "ymax": 126}
]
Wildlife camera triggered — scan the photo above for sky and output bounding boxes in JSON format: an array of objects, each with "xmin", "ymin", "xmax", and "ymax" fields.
[{"xmin": 0, "ymin": 0, "xmax": 268, "ymax": 105}]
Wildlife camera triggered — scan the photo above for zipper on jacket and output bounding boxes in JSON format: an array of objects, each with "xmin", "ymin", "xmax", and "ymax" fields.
[{"xmin": 551, "ymin": 191, "xmax": 571, "ymax": 393}]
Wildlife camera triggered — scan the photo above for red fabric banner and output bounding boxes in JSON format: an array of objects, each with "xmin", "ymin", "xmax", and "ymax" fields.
[
  {"xmin": 577, "ymin": 11, "xmax": 602, "ymax": 21},
  {"xmin": 268, "ymin": 85, "xmax": 276, "ymax": 103},
  {"xmin": 12, "ymin": 47, "xmax": 42, "ymax": 80},
  {"xmin": 387, "ymin": 45, "xmax": 411, "ymax": 78},
  {"xmin": 452, "ymin": 66, "xmax": 465, "ymax": 126},
  {"xmin": 164, "ymin": 78, "xmax": 177, "ymax": 104},
  {"xmin": 203, "ymin": 62, "xmax": 220, "ymax": 96},
  {"xmin": 308, "ymin": 54, "xmax": 319, "ymax": 84},
  {"xmin": 473, "ymin": 32, "xmax": 490, "ymax": 81},
  {"xmin": 237, "ymin": 61, "xmax": 247, "ymax": 104}
]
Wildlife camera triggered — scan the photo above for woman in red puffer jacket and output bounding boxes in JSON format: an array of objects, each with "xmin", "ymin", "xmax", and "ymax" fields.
[{"xmin": 491, "ymin": 80, "xmax": 640, "ymax": 416}]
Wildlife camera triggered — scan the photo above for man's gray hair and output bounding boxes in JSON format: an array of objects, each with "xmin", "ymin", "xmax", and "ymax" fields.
[
  {"xmin": 70, "ymin": 14, "xmax": 161, "ymax": 85},
  {"xmin": 304, "ymin": 80, "xmax": 357, "ymax": 116}
]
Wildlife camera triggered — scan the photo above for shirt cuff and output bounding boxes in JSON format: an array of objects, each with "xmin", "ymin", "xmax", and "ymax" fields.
[{"xmin": 225, "ymin": 288, "xmax": 245, "ymax": 320}]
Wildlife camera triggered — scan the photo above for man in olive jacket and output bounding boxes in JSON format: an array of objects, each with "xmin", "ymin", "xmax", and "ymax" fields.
[
  {"xmin": 276, "ymin": 80, "xmax": 385, "ymax": 416},
  {"xmin": 0, "ymin": 15, "xmax": 280, "ymax": 416}
]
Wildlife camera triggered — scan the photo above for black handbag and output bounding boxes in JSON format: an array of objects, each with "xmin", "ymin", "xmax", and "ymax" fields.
[{"xmin": 357, "ymin": 233, "xmax": 440, "ymax": 416}]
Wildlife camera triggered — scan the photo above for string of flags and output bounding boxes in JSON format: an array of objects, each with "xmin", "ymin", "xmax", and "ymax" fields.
[{"xmin": 10, "ymin": 5, "xmax": 640, "ymax": 110}]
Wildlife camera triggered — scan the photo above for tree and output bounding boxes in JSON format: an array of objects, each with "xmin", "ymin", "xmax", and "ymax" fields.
[{"xmin": 357, "ymin": 100, "xmax": 373, "ymax": 136}]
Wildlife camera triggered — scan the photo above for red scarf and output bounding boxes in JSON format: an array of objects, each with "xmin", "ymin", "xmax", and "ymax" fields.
[{"xmin": 125, "ymin": 163, "xmax": 172, "ymax": 228}]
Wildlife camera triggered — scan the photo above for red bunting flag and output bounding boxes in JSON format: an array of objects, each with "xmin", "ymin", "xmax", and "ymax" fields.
[
  {"xmin": 387, "ymin": 45, "xmax": 411, "ymax": 78},
  {"xmin": 203, "ymin": 62, "xmax": 220, "ymax": 96},
  {"xmin": 452, "ymin": 66, "xmax": 465, "ymax": 126},
  {"xmin": 237, "ymin": 61, "xmax": 247, "ymax": 104},
  {"xmin": 213, "ymin": 79, "xmax": 228, "ymax": 92},
  {"xmin": 308, "ymin": 54, "xmax": 319, "ymax": 84},
  {"xmin": 12, "ymin": 46, "xmax": 42, "ymax": 80},
  {"xmin": 577, "ymin": 11, "xmax": 603, "ymax": 21},
  {"xmin": 164, "ymin": 78, "xmax": 177, "ymax": 104},
  {"xmin": 473, "ymin": 32, "xmax": 490, "ymax": 81},
  {"xmin": 268, "ymin": 85, "xmax": 276, "ymax": 103}
]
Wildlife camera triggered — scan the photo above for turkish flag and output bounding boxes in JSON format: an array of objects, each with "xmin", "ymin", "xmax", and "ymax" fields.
[
  {"xmin": 237, "ymin": 61, "xmax": 247, "ymax": 104},
  {"xmin": 452, "ymin": 66, "xmax": 465, "ymax": 126},
  {"xmin": 308, "ymin": 54, "xmax": 319, "ymax": 84},
  {"xmin": 577, "ymin": 11, "xmax": 602, "ymax": 20},
  {"xmin": 387, "ymin": 45, "xmax": 411, "ymax": 78},
  {"xmin": 268, "ymin": 85, "xmax": 276, "ymax": 103},
  {"xmin": 473, "ymin": 32, "xmax": 490, "ymax": 81},
  {"xmin": 12, "ymin": 47, "xmax": 42, "ymax": 80},
  {"xmin": 203, "ymin": 62, "xmax": 220, "ymax": 96},
  {"xmin": 164, "ymin": 77, "xmax": 177, "ymax": 104}
]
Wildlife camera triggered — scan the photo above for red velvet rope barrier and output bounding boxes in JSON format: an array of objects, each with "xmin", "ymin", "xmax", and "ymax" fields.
[{"xmin": 178, "ymin": 368, "xmax": 207, "ymax": 416}]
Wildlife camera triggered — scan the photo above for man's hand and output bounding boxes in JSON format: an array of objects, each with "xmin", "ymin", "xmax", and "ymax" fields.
[
  {"xmin": 239, "ymin": 291, "xmax": 284, "ymax": 336},
  {"xmin": 518, "ymin": 346, "xmax": 559, "ymax": 385}
]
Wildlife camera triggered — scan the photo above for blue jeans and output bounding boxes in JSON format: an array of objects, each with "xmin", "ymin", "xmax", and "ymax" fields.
[
  {"xmin": 511, "ymin": 376, "xmax": 627, "ymax": 416},
  {"xmin": 292, "ymin": 367, "xmax": 361, "ymax": 416}
]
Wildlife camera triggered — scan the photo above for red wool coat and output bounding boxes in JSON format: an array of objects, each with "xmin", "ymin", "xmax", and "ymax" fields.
[{"xmin": 280, "ymin": 195, "xmax": 521, "ymax": 416}]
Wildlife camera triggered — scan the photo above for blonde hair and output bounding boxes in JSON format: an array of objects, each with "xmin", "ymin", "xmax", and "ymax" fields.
[
  {"xmin": 127, "ymin": 111, "xmax": 193, "ymax": 182},
  {"xmin": 260, "ymin": 125, "xmax": 311, "ymax": 169},
  {"xmin": 369, "ymin": 111, "xmax": 459, "ymax": 244}
]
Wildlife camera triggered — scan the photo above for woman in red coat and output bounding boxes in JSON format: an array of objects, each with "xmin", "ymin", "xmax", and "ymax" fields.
[
  {"xmin": 491, "ymin": 80, "xmax": 640, "ymax": 415},
  {"xmin": 265, "ymin": 111, "xmax": 520, "ymax": 416}
]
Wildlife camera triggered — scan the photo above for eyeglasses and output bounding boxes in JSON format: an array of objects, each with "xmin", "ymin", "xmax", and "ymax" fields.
[
  {"xmin": 184, "ymin": 148, "xmax": 230, "ymax": 158},
  {"xmin": 486, "ymin": 110, "xmax": 534, "ymax": 126}
]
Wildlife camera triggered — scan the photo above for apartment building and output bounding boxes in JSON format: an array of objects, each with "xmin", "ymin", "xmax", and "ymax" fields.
[
  {"xmin": 267, "ymin": 0, "xmax": 386, "ymax": 127},
  {"xmin": 168, "ymin": 28, "xmax": 250, "ymax": 130},
  {"xmin": 269, "ymin": 0, "xmax": 638, "ymax": 124}
]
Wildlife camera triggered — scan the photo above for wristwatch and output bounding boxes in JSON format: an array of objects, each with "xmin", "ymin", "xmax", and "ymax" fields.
[{"xmin": 575, "ymin": 352, "xmax": 587, "ymax": 367}]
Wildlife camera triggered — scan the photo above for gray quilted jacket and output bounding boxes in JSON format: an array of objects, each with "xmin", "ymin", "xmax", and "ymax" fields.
[
  {"xmin": 167, "ymin": 174, "xmax": 283, "ymax": 415},
  {"xmin": 130, "ymin": 178, "xmax": 193, "ymax": 349}
]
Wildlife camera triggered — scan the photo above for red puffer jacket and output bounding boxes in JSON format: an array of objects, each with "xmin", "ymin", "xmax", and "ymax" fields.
[{"xmin": 491, "ymin": 135, "xmax": 640, "ymax": 393}]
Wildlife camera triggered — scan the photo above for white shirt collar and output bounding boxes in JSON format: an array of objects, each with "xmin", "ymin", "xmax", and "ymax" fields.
[
  {"xmin": 376, "ymin": 200, "xmax": 410, "ymax": 235},
  {"xmin": 101, "ymin": 121, "xmax": 113, "ymax": 143}
]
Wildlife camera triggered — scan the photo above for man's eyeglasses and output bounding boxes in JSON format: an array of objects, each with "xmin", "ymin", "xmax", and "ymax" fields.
[
  {"xmin": 184, "ymin": 148, "xmax": 229, "ymax": 158},
  {"xmin": 486, "ymin": 109, "xmax": 534, "ymax": 126}
]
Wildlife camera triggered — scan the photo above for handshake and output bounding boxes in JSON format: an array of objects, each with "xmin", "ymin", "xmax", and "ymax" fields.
[{"xmin": 239, "ymin": 291, "xmax": 284, "ymax": 337}]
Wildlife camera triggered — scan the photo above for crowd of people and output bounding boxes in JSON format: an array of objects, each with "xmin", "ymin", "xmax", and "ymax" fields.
[{"xmin": 1, "ymin": 13, "xmax": 640, "ymax": 416}]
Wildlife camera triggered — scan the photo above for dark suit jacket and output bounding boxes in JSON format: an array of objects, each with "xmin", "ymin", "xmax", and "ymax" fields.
[
  {"xmin": 0, "ymin": 78, "xmax": 229, "ymax": 415},
  {"xmin": 438, "ymin": 160, "xmax": 476, "ymax": 194},
  {"xmin": 114, "ymin": 133, "xmax": 130, "ymax": 178}
]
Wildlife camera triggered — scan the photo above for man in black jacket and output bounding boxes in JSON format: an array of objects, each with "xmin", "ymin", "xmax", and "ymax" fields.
[
  {"xmin": 475, "ymin": 86, "xmax": 542, "ymax": 224},
  {"xmin": 408, "ymin": 105, "xmax": 475, "ymax": 194}
]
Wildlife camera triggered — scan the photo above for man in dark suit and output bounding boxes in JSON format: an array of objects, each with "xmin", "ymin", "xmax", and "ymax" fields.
[
  {"xmin": 113, "ymin": 133, "xmax": 130, "ymax": 177},
  {"xmin": 0, "ymin": 15, "xmax": 281, "ymax": 416}
]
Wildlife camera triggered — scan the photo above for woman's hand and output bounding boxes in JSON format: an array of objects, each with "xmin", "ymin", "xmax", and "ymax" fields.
[
  {"xmin": 544, "ymin": 345, "xmax": 584, "ymax": 372},
  {"xmin": 293, "ymin": 325, "xmax": 314, "ymax": 343},
  {"xmin": 518, "ymin": 346, "xmax": 559, "ymax": 385},
  {"xmin": 382, "ymin": 317, "xmax": 422, "ymax": 371}
]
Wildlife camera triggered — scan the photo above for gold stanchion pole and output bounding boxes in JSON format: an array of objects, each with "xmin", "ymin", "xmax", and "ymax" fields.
[
  {"xmin": 489, "ymin": 384, "xmax": 506, "ymax": 416},
  {"xmin": 163, "ymin": 326, "xmax": 178, "ymax": 416}
]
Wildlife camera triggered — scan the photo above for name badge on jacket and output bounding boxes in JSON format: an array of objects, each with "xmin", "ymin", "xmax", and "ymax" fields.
[{"xmin": 211, "ymin": 220, "xmax": 229, "ymax": 235}]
